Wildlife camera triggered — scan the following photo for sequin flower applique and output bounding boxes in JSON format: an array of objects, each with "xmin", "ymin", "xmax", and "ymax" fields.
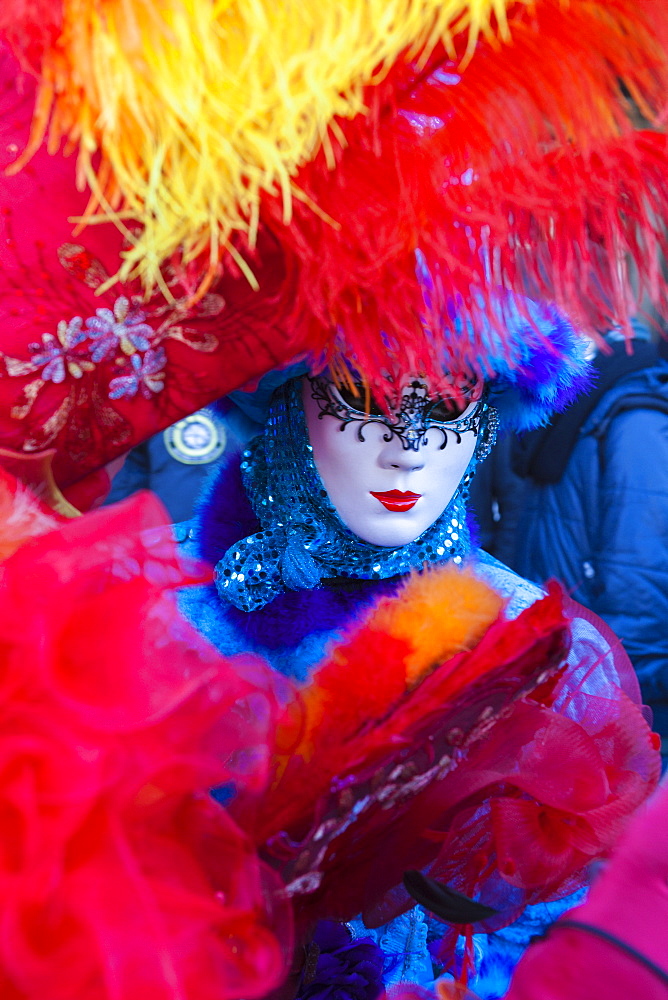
[
  {"xmin": 1, "ymin": 292, "xmax": 164, "ymax": 452},
  {"xmin": 27, "ymin": 317, "xmax": 94, "ymax": 383},
  {"xmin": 109, "ymin": 347, "xmax": 167, "ymax": 400},
  {"xmin": 85, "ymin": 297, "xmax": 153, "ymax": 362},
  {"xmin": 0, "ymin": 240, "xmax": 225, "ymax": 458}
]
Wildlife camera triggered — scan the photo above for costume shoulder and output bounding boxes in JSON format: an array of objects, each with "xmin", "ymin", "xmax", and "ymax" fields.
[
  {"xmin": 473, "ymin": 549, "xmax": 545, "ymax": 618},
  {"xmin": 473, "ymin": 549, "xmax": 641, "ymax": 706}
]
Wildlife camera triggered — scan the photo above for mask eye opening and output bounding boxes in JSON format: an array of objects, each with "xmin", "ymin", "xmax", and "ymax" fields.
[
  {"xmin": 332, "ymin": 381, "xmax": 386, "ymax": 417},
  {"xmin": 425, "ymin": 378, "xmax": 485, "ymax": 424}
]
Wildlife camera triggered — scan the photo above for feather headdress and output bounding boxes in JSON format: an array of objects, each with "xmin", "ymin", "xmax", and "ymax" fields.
[
  {"xmin": 1, "ymin": 0, "xmax": 668, "ymax": 490},
  {"xmin": 2, "ymin": 0, "xmax": 536, "ymax": 292},
  {"xmin": 3, "ymin": 2, "xmax": 668, "ymax": 329}
]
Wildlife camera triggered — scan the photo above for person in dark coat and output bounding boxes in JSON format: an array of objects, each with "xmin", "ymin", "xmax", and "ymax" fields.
[
  {"xmin": 104, "ymin": 407, "xmax": 228, "ymax": 523},
  {"xmin": 512, "ymin": 324, "xmax": 668, "ymax": 760},
  {"xmin": 468, "ymin": 431, "xmax": 528, "ymax": 566}
]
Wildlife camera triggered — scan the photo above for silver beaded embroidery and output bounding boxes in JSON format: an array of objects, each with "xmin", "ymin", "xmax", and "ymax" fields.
[{"xmin": 215, "ymin": 378, "xmax": 497, "ymax": 611}]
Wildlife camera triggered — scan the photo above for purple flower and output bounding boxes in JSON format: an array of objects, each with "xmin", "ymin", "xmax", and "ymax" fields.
[
  {"xmin": 29, "ymin": 318, "xmax": 94, "ymax": 382},
  {"xmin": 85, "ymin": 297, "xmax": 153, "ymax": 362},
  {"xmin": 296, "ymin": 921, "xmax": 384, "ymax": 1000},
  {"xmin": 108, "ymin": 346, "xmax": 166, "ymax": 400},
  {"xmin": 30, "ymin": 335, "xmax": 67, "ymax": 383}
]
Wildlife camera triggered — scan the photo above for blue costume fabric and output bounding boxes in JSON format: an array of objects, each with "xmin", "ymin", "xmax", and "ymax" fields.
[{"xmin": 176, "ymin": 448, "xmax": 582, "ymax": 996}]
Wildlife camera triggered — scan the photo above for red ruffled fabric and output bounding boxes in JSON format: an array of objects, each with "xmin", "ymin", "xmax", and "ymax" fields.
[
  {"xmin": 390, "ymin": 596, "xmax": 659, "ymax": 966},
  {"xmin": 498, "ymin": 777, "xmax": 668, "ymax": 999},
  {"xmin": 0, "ymin": 487, "xmax": 292, "ymax": 999},
  {"xmin": 1, "ymin": 3, "xmax": 668, "ymax": 492},
  {"xmin": 0, "ymin": 484, "xmax": 659, "ymax": 997},
  {"xmin": 230, "ymin": 578, "xmax": 659, "ymax": 960}
]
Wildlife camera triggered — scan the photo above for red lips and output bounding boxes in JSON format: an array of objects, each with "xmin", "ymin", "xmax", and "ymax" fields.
[{"xmin": 370, "ymin": 490, "xmax": 422, "ymax": 512}]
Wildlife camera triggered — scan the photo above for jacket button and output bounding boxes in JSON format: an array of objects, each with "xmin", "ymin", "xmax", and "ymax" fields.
[{"xmin": 582, "ymin": 560, "xmax": 596, "ymax": 579}]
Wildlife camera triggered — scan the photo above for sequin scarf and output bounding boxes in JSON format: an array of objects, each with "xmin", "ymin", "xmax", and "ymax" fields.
[{"xmin": 215, "ymin": 379, "xmax": 496, "ymax": 611}]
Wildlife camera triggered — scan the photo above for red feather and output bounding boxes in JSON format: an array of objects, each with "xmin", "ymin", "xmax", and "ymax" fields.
[{"xmin": 259, "ymin": 0, "xmax": 668, "ymax": 387}]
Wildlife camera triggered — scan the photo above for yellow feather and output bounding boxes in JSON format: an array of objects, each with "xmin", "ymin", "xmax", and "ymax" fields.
[{"xmin": 8, "ymin": 0, "xmax": 521, "ymax": 295}]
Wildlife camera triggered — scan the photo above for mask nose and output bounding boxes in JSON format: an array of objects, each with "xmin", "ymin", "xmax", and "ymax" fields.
[{"xmin": 378, "ymin": 432, "xmax": 426, "ymax": 471}]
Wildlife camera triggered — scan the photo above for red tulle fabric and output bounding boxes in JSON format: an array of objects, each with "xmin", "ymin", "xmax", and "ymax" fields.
[
  {"xmin": 231, "ymin": 580, "xmax": 660, "ymax": 956},
  {"xmin": 387, "ymin": 784, "xmax": 668, "ymax": 1000},
  {"xmin": 503, "ymin": 779, "xmax": 668, "ymax": 1000},
  {"xmin": 0, "ymin": 488, "xmax": 292, "ymax": 999},
  {"xmin": 0, "ymin": 479, "xmax": 660, "ymax": 996}
]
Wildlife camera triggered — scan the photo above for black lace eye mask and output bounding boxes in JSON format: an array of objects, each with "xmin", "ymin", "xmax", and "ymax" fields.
[{"xmin": 308, "ymin": 376, "xmax": 487, "ymax": 452}]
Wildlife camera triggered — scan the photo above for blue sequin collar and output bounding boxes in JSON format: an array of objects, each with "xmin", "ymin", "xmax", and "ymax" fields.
[{"xmin": 215, "ymin": 379, "xmax": 496, "ymax": 611}]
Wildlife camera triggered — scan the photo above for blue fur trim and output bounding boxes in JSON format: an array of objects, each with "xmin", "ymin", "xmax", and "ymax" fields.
[
  {"xmin": 192, "ymin": 450, "xmax": 259, "ymax": 568},
  {"xmin": 486, "ymin": 305, "xmax": 594, "ymax": 432}
]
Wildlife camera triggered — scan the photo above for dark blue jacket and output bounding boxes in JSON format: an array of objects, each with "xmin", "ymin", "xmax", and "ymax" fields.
[
  {"xmin": 468, "ymin": 432, "xmax": 528, "ymax": 566},
  {"xmin": 514, "ymin": 355, "xmax": 668, "ymax": 714},
  {"xmin": 105, "ymin": 408, "xmax": 228, "ymax": 522}
]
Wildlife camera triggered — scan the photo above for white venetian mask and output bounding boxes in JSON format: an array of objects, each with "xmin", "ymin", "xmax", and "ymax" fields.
[{"xmin": 302, "ymin": 375, "xmax": 485, "ymax": 547}]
